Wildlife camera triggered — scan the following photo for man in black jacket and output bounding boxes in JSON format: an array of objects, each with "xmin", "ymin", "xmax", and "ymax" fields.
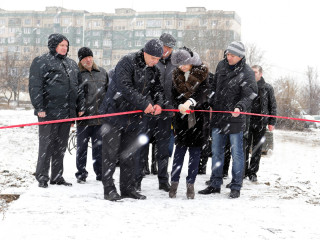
[
  {"xmin": 99, "ymin": 39, "xmax": 165, "ymax": 201},
  {"xmin": 245, "ymin": 65, "xmax": 277, "ymax": 182},
  {"xmin": 29, "ymin": 33, "xmax": 85, "ymax": 188},
  {"xmin": 138, "ymin": 33, "xmax": 176, "ymax": 192},
  {"xmin": 198, "ymin": 41, "xmax": 257, "ymax": 198},
  {"xmin": 75, "ymin": 47, "xmax": 109, "ymax": 183}
]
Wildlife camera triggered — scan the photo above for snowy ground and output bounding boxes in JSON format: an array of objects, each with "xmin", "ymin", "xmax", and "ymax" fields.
[{"xmin": 0, "ymin": 109, "xmax": 320, "ymax": 239}]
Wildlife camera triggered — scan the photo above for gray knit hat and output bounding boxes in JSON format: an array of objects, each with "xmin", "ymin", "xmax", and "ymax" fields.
[
  {"xmin": 159, "ymin": 33, "xmax": 176, "ymax": 48},
  {"xmin": 226, "ymin": 41, "xmax": 245, "ymax": 58},
  {"xmin": 144, "ymin": 39, "xmax": 163, "ymax": 58},
  {"xmin": 171, "ymin": 49, "xmax": 202, "ymax": 66}
]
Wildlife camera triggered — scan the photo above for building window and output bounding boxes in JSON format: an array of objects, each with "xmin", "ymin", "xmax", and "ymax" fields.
[
  {"xmin": 136, "ymin": 20, "xmax": 144, "ymax": 26},
  {"xmin": 77, "ymin": 19, "xmax": 82, "ymax": 26},
  {"xmin": 178, "ymin": 31, "xmax": 183, "ymax": 37},
  {"xmin": 24, "ymin": 19, "xmax": 31, "ymax": 25},
  {"xmin": 0, "ymin": 39, "xmax": 5, "ymax": 44},
  {"xmin": 63, "ymin": 28, "xmax": 69, "ymax": 34},
  {"xmin": 178, "ymin": 21, "xmax": 183, "ymax": 27},
  {"xmin": 177, "ymin": 41, "xmax": 183, "ymax": 48},
  {"xmin": 54, "ymin": 17, "xmax": 60, "ymax": 24},
  {"xmin": 166, "ymin": 20, "xmax": 172, "ymax": 26},
  {"xmin": 0, "ymin": 19, "xmax": 5, "ymax": 25},
  {"xmin": 200, "ymin": 19, "xmax": 207, "ymax": 26},
  {"xmin": 36, "ymin": 19, "xmax": 41, "ymax": 26},
  {"xmin": 36, "ymin": 29, "xmax": 41, "ymax": 35},
  {"xmin": 103, "ymin": 39, "xmax": 112, "ymax": 47},
  {"xmin": 128, "ymin": 41, "xmax": 132, "ymax": 47},
  {"xmin": 23, "ymin": 37, "xmax": 31, "ymax": 44},
  {"xmin": 146, "ymin": 20, "xmax": 161, "ymax": 27},
  {"xmin": 93, "ymin": 21, "xmax": 101, "ymax": 27},
  {"xmin": 0, "ymin": 28, "xmax": 5, "ymax": 35},
  {"xmin": 146, "ymin": 29, "xmax": 162, "ymax": 37},
  {"xmin": 36, "ymin": 38, "xmax": 40, "ymax": 44},
  {"xmin": 93, "ymin": 40, "xmax": 99, "ymax": 47},
  {"xmin": 103, "ymin": 59, "xmax": 111, "ymax": 65},
  {"xmin": 92, "ymin": 31, "xmax": 100, "ymax": 36},
  {"xmin": 76, "ymin": 38, "xmax": 81, "ymax": 44},
  {"xmin": 63, "ymin": 18, "xmax": 71, "ymax": 25},
  {"xmin": 77, "ymin": 28, "xmax": 82, "ymax": 34},
  {"xmin": 24, "ymin": 47, "xmax": 31, "ymax": 53},
  {"xmin": 24, "ymin": 28, "xmax": 31, "ymax": 34},
  {"xmin": 135, "ymin": 31, "xmax": 144, "ymax": 37},
  {"xmin": 8, "ymin": 37, "xmax": 15, "ymax": 43},
  {"xmin": 135, "ymin": 40, "xmax": 142, "ymax": 46}
]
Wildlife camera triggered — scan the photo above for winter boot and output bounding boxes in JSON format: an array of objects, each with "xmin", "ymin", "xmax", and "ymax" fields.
[
  {"xmin": 151, "ymin": 161, "xmax": 158, "ymax": 175},
  {"xmin": 169, "ymin": 181, "xmax": 179, "ymax": 198},
  {"xmin": 186, "ymin": 183, "xmax": 195, "ymax": 199},
  {"xmin": 143, "ymin": 160, "xmax": 150, "ymax": 175}
]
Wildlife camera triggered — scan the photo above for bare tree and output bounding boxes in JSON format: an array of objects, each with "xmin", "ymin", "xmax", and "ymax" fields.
[
  {"xmin": 0, "ymin": 52, "xmax": 30, "ymax": 107},
  {"xmin": 273, "ymin": 76, "xmax": 304, "ymax": 130},
  {"xmin": 301, "ymin": 66, "xmax": 320, "ymax": 115}
]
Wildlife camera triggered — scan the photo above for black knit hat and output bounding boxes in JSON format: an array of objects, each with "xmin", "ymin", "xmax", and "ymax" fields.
[
  {"xmin": 159, "ymin": 33, "xmax": 176, "ymax": 48},
  {"xmin": 78, "ymin": 47, "xmax": 93, "ymax": 61},
  {"xmin": 143, "ymin": 39, "xmax": 163, "ymax": 58}
]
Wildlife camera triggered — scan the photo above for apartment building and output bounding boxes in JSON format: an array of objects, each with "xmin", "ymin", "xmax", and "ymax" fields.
[{"xmin": 0, "ymin": 6, "xmax": 241, "ymax": 78}]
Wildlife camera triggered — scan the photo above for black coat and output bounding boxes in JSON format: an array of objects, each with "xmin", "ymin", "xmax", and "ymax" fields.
[
  {"xmin": 77, "ymin": 62, "xmax": 109, "ymax": 126},
  {"xmin": 250, "ymin": 77, "xmax": 277, "ymax": 126},
  {"xmin": 210, "ymin": 57, "xmax": 257, "ymax": 134},
  {"xmin": 156, "ymin": 54, "xmax": 176, "ymax": 118},
  {"xmin": 29, "ymin": 34, "xmax": 84, "ymax": 120},
  {"xmin": 172, "ymin": 65, "xmax": 210, "ymax": 147},
  {"xmin": 99, "ymin": 50, "xmax": 164, "ymax": 129}
]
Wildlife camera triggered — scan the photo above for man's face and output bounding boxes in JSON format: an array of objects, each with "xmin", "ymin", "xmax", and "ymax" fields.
[
  {"xmin": 162, "ymin": 46, "xmax": 173, "ymax": 58},
  {"xmin": 56, "ymin": 40, "xmax": 68, "ymax": 55},
  {"xmin": 144, "ymin": 52, "xmax": 161, "ymax": 67},
  {"xmin": 252, "ymin": 67, "xmax": 263, "ymax": 81},
  {"xmin": 81, "ymin": 56, "xmax": 94, "ymax": 71},
  {"xmin": 226, "ymin": 53, "xmax": 242, "ymax": 66}
]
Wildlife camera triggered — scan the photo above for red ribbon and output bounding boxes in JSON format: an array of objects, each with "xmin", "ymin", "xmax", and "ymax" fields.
[{"xmin": 0, "ymin": 109, "xmax": 319, "ymax": 130}]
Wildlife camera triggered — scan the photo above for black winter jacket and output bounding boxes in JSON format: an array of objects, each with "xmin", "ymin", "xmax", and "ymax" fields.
[
  {"xmin": 156, "ymin": 54, "xmax": 176, "ymax": 118},
  {"xmin": 250, "ymin": 77, "xmax": 277, "ymax": 126},
  {"xmin": 172, "ymin": 64, "xmax": 210, "ymax": 147},
  {"xmin": 210, "ymin": 57, "xmax": 257, "ymax": 134},
  {"xmin": 99, "ymin": 50, "xmax": 164, "ymax": 129},
  {"xmin": 77, "ymin": 62, "xmax": 108, "ymax": 126},
  {"xmin": 29, "ymin": 34, "xmax": 85, "ymax": 120}
]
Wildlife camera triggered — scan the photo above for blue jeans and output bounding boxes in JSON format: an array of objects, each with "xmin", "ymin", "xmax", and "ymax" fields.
[
  {"xmin": 210, "ymin": 128, "xmax": 244, "ymax": 191},
  {"xmin": 168, "ymin": 130, "xmax": 175, "ymax": 157},
  {"xmin": 171, "ymin": 145, "xmax": 201, "ymax": 184}
]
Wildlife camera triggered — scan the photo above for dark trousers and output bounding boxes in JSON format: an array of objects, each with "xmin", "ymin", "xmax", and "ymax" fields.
[
  {"xmin": 245, "ymin": 123, "xmax": 266, "ymax": 176},
  {"xmin": 76, "ymin": 125, "xmax": 102, "ymax": 179},
  {"xmin": 102, "ymin": 123, "xmax": 141, "ymax": 195},
  {"xmin": 171, "ymin": 145, "xmax": 201, "ymax": 184},
  {"xmin": 138, "ymin": 117, "xmax": 171, "ymax": 183},
  {"xmin": 35, "ymin": 119, "xmax": 71, "ymax": 183}
]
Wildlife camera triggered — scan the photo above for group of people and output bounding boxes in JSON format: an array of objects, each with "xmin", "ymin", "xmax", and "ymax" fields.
[{"xmin": 28, "ymin": 32, "xmax": 276, "ymax": 201}]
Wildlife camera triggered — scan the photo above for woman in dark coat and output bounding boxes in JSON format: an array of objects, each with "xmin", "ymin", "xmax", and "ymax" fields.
[{"xmin": 169, "ymin": 47, "xmax": 210, "ymax": 199}]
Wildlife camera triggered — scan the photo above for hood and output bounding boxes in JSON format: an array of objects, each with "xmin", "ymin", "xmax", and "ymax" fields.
[{"xmin": 48, "ymin": 33, "xmax": 70, "ymax": 57}]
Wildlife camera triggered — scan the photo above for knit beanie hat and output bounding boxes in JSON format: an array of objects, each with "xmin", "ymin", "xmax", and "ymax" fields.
[
  {"xmin": 78, "ymin": 47, "xmax": 93, "ymax": 61},
  {"xmin": 226, "ymin": 41, "xmax": 245, "ymax": 58},
  {"xmin": 144, "ymin": 39, "xmax": 163, "ymax": 58},
  {"xmin": 159, "ymin": 33, "xmax": 176, "ymax": 48}
]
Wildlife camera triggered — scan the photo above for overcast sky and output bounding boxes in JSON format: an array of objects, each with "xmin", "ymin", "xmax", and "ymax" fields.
[{"xmin": 1, "ymin": 0, "xmax": 319, "ymax": 81}]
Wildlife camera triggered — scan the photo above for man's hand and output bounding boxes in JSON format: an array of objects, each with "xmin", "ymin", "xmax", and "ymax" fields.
[
  {"xmin": 268, "ymin": 125, "xmax": 275, "ymax": 131},
  {"xmin": 144, "ymin": 103, "xmax": 154, "ymax": 114},
  {"xmin": 231, "ymin": 108, "xmax": 241, "ymax": 117},
  {"xmin": 38, "ymin": 112, "xmax": 46, "ymax": 118},
  {"xmin": 78, "ymin": 112, "xmax": 84, "ymax": 117},
  {"xmin": 153, "ymin": 104, "xmax": 162, "ymax": 115}
]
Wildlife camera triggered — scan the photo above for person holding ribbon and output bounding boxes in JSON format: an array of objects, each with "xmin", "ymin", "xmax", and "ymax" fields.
[{"xmin": 168, "ymin": 46, "xmax": 210, "ymax": 199}]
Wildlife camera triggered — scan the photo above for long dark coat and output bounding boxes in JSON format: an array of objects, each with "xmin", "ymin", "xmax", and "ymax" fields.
[
  {"xmin": 29, "ymin": 33, "xmax": 85, "ymax": 120},
  {"xmin": 172, "ymin": 64, "xmax": 210, "ymax": 147}
]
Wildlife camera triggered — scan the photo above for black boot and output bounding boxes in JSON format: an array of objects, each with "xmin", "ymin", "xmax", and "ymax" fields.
[
  {"xmin": 38, "ymin": 181, "xmax": 48, "ymax": 188},
  {"xmin": 151, "ymin": 161, "xmax": 158, "ymax": 175},
  {"xmin": 121, "ymin": 190, "xmax": 146, "ymax": 200},
  {"xmin": 143, "ymin": 160, "xmax": 150, "ymax": 175},
  {"xmin": 50, "ymin": 178, "xmax": 72, "ymax": 186},
  {"xmin": 198, "ymin": 186, "xmax": 221, "ymax": 195},
  {"xmin": 229, "ymin": 189, "xmax": 240, "ymax": 198},
  {"xmin": 159, "ymin": 182, "xmax": 171, "ymax": 192},
  {"xmin": 104, "ymin": 190, "xmax": 122, "ymax": 201}
]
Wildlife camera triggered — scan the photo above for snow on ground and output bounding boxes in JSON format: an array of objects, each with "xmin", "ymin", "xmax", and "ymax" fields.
[{"xmin": 0, "ymin": 109, "xmax": 320, "ymax": 239}]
